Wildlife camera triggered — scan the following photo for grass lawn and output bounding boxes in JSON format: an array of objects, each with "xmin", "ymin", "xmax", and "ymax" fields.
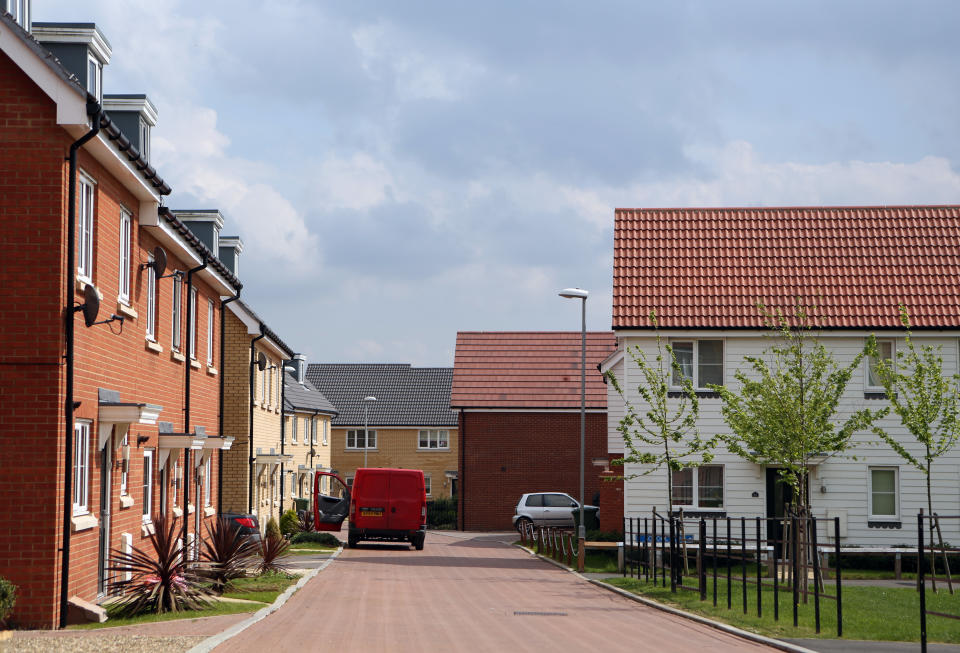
[
  {"xmin": 289, "ymin": 542, "xmax": 339, "ymax": 555},
  {"xmin": 68, "ymin": 600, "xmax": 258, "ymax": 630},
  {"xmin": 222, "ymin": 572, "xmax": 298, "ymax": 604},
  {"xmin": 604, "ymin": 575, "xmax": 960, "ymax": 643}
]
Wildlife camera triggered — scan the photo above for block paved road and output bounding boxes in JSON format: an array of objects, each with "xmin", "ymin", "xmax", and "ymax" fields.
[{"xmin": 216, "ymin": 531, "xmax": 778, "ymax": 653}]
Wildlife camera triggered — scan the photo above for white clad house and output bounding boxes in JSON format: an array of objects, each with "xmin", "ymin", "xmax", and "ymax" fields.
[{"xmin": 604, "ymin": 205, "xmax": 960, "ymax": 546}]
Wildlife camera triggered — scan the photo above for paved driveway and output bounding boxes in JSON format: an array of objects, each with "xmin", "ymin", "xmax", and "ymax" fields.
[{"xmin": 216, "ymin": 531, "xmax": 776, "ymax": 653}]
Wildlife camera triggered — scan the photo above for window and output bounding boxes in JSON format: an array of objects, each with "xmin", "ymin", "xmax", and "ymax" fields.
[
  {"xmin": 260, "ymin": 361, "xmax": 267, "ymax": 402},
  {"xmin": 146, "ymin": 252, "xmax": 157, "ymax": 340},
  {"xmin": 346, "ymin": 476, "xmax": 354, "ymax": 489},
  {"xmin": 77, "ymin": 175, "xmax": 95, "ymax": 279},
  {"xmin": 142, "ymin": 450, "xmax": 154, "ymax": 523},
  {"xmin": 671, "ymin": 340, "xmax": 723, "ymax": 389},
  {"xmin": 424, "ymin": 475, "xmax": 432, "ymax": 497},
  {"xmin": 868, "ymin": 339, "xmax": 894, "ymax": 389},
  {"xmin": 172, "ymin": 460, "xmax": 180, "ymax": 506},
  {"xmin": 188, "ymin": 287, "xmax": 198, "ymax": 359},
  {"xmin": 171, "ymin": 276, "xmax": 182, "ymax": 351},
  {"xmin": 267, "ymin": 365, "xmax": 273, "ymax": 406},
  {"xmin": 73, "ymin": 421, "xmax": 91, "ymax": 515},
  {"xmin": 311, "ymin": 419, "xmax": 317, "ymax": 445},
  {"xmin": 347, "ymin": 429, "xmax": 376, "ymax": 449},
  {"xmin": 204, "ymin": 457, "xmax": 212, "ymax": 507},
  {"xmin": 5, "ymin": 0, "xmax": 29, "ymax": 29},
  {"xmin": 120, "ymin": 431, "xmax": 129, "ymax": 496},
  {"xmin": 671, "ymin": 465, "xmax": 724, "ymax": 509},
  {"xmin": 524, "ymin": 494, "xmax": 543, "ymax": 508},
  {"xmin": 322, "ymin": 421, "xmax": 328, "ymax": 446},
  {"xmin": 118, "ymin": 210, "xmax": 131, "ymax": 303},
  {"xmin": 291, "ymin": 415, "xmax": 298, "ymax": 444},
  {"xmin": 139, "ymin": 119, "xmax": 150, "ymax": 163},
  {"xmin": 87, "ymin": 54, "xmax": 101, "ymax": 102},
  {"xmin": 206, "ymin": 299, "xmax": 215, "ymax": 365},
  {"xmin": 418, "ymin": 429, "xmax": 449, "ymax": 450},
  {"xmin": 870, "ymin": 467, "xmax": 898, "ymax": 518}
]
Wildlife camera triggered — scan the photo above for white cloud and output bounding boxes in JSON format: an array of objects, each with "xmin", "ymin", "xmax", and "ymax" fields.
[{"xmin": 309, "ymin": 153, "xmax": 395, "ymax": 211}]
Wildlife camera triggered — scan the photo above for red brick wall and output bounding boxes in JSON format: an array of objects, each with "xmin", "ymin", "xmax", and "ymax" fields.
[
  {"xmin": 458, "ymin": 411, "xmax": 609, "ymax": 531},
  {"xmin": 0, "ymin": 50, "xmax": 225, "ymax": 627}
]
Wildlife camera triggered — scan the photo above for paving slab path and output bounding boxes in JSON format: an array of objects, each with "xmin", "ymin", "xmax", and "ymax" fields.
[{"xmin": 214, "ymin": 531, "xmax": 778, "ymax": 653}]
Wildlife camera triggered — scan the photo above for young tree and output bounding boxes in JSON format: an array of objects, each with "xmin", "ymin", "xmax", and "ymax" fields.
[
  {"xmin": 713, "ymin": 304, "xmax": 885, "ymax": 516},
  {"xmin": 605, "ymin": 311, "xmax": 716, "ymax": 516},
  {"xmin": 867, "ymin": 306, "xmax": 960, "ymax": 589}
]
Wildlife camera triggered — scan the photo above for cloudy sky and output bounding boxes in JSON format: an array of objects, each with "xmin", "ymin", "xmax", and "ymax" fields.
[{"xmin": 39, "ymin": 1, "xmax": 960, "ymax": 366}]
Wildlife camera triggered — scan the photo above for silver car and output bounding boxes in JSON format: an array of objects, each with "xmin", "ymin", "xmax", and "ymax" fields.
[{"xmin": 512, "ymin": 492, "xmax": 595, "ymax": 530}]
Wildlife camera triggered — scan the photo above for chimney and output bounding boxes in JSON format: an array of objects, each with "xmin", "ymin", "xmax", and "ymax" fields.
[
  {"xmin": 293, "ymin": 354, "xmax": 306, "ymax": 385},
  {"xmin": 103, "ymin": 94, "xmax": 158, "ymax": 163},
  {"xmin": 32, "ymin": 22, "xmax": 112, "ymax": 102},
  {"xmin": 218, "ymin": 237, "xmax": 243, "ymax": 278},
  {"xmin": 175, "ymin": 210, "xmax": 224, "ymax": 255}
]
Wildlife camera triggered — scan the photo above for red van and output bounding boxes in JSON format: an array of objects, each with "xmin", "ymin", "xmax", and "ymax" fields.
[{"xmin": 313, "ymin": 468, "xmax": 427, "ymax": 550}]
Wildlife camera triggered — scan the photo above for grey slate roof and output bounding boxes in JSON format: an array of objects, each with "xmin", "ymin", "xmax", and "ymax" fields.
[
  {"xmin": 306, "ymin": 364, "xmax": 458, "ymax": 428},
  {"xmin": 284, "ymin": 371, "xmax": 337, "ymax": 416}
]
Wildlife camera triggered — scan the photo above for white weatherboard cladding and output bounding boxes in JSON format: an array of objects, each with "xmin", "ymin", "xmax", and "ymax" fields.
[{"xmin": 610, "ymin": 332, "xmax": 960, "ymax": 546}]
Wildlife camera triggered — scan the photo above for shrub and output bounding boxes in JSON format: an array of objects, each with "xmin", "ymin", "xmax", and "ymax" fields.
[
  {"xmin": 199, "ymin": 517, "xmax": 258, "ymax": 594},
  {"xmin": 257, "ymin": 532, "xmax": 291, "ymax": 575},
  {"xmin": 279, "ymin": 510, "xmax": 299, "ymax": 537},
  {"xmin": 297, "ymin": 510, "xmax": 314, "ymax": 533},
  {"xmin": 586, "ymin": 529, "xmax": 623, "ymax": 542},
  {"xmin": 265, "ymin": 516, "xmax": 281, "ymax": 540},
  {"xmin": 0, "ymin": 576, "xmax": 16, "ymax": 625},
  {"xmin": 426, "ymin": 497, "xmax": 457, "ymax": 529},
  {"xmin": 108, "ymin": 514, "xmax": 211, "ymax": 616},
  {"xmin": 290, "ymin": 531, "xmax": 340, "ymax": 546}
]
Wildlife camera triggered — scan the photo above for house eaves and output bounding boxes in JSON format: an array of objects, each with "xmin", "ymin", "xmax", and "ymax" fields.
[{"xmin": 226, "ymin": 299, "xmax": 294, "ymax": 360}]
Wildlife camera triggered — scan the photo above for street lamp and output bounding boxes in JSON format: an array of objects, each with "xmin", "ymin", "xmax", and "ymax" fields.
[
  {"xmin": 362, "ymin": 395, "xmax": 377, "ymax": 469},
  {"xmin": 559, "ymin": 287, "xmax": 588, "ymax": 571}
]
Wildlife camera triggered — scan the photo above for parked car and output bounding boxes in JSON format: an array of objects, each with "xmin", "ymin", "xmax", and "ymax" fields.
[
  {"xmin": 512, "ymin": 492, "xmax": 598, "ymax": 531},
  {"xmin": 220, "ymin": 512, "xmax": 262, "ymax": 542}
]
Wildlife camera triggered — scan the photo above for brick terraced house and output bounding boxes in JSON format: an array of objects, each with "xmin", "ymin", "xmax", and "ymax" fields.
[
  {"xmin": 606, "ymin": 206, "xmax": 960, "ymax": 546},
  {"xmin": 307, "ymin": 364, "xmax": 459, "ymax": 499},
  {"xmin": 451, "ymin": 332, "xmax": 617, "ymax": 531},
  {"xmin": 0, "ymin": 9, "xmax": 238, "ymax": 627}
]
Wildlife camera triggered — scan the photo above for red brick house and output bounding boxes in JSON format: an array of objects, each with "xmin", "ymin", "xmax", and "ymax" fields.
[
  {"xmin": 451, "ymin": 332, "xmax": 618, "ymax": 531},
  {"xmin": 0, "ymin": 11, "xmax": 238, "ymax": 627}
]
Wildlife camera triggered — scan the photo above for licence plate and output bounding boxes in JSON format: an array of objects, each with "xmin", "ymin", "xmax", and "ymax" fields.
[{"xmin": 360, "ymin": 507, "xmax": 384, "ymax": 517}]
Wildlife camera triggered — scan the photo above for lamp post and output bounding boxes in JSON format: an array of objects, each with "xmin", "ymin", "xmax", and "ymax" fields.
[
  {"xmin": 362, "ymin": 395, "xmax": 377, "ymax": 469},
  {"xmin": 559, "ymin": 287, "xmax": 588, "ymax": 571}
]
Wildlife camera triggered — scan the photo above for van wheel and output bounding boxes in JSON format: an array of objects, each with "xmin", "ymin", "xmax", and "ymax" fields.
[
  {"xmin": 348, "ymin": 534, "xmax": 358, "ymax": 548},
  {"xmin": 414, "ymin": 534, "xmax": 425, "ymax": 551}
]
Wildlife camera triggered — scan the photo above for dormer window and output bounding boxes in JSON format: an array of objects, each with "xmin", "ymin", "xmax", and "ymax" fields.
[
  {"xmin": 4, "ymin": 0, "xmax": 30, "ymax": 31},
  {"xmin": 139, "ymin": 119, "xmax": 150, "ymax": 162},
  {"xmin": 87, "ymin": 54, "xmax": 102, "ymax": 101}
]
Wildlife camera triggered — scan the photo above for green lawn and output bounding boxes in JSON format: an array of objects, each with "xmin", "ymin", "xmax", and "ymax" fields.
[
  {"xmin": 604, "ymin": 575, "xmax": 960, "ymax": 643},
  {"xmin": 289, "ymin": 543, "xmax": 339, "ymax": 555},
  {"xmin": 68, "ymin": 600, "xmax": 258, "ymax": 630},
  {"xmin": 222, "ymin": 572, "xmax": 297, "ymax": 604}
]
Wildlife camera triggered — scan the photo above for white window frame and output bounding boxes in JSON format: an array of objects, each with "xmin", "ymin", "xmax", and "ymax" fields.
[
  {"xmin": 77, "ymin": 173, "xmax": 95, "ymax": 280},
  {"xmin": 204, "ymin": 457, "xmax": 212, "ymax": 507},
  {"xmin": 291, "ymin": 415, "xmax": 298, "ymax": 444},
  {"xmin": 171, "ymin": 276, "xmax": 182, "ymax": 351},
  {"xmin": 5, "ymin": 0, "xmax": 29, "ymax": 29},
  {"xmin": 188, "ymin": 287, "xmax": 198, "ymax": 359},
  {"xmin": 322, "ymin": 420, "xmax": 328, "ymax": 446},
  {"xmin": 142, "ymin": 449, "xmax": 154, "ymax": 523},
  {"xmin": 868, "ymin": 466, "xmax": 900, "ymax": 520},
  {"xmin": 867, "ymin": 339, "xmax": 895, "ymax": 391},
  {"xmin": 73, "ymin": 420, "xmax": 91, "ymax": 515},
  {"xmin": 670, "ymin": 465, "xmax": 725, "ymax": 510},
  {"xmin": 206, "ymin": 299, "xmax": 215, "ymax": 365},
  {"xmin": 424, "ymin": 475, "xmax": 432, "ymax": 497},
  {"xmin": 311, "ymin": 419, "xmax": 317, "ymax": 445},
  {"xmin": 145, "ymin": 252, "xmax": 157, "ymax": 341},
  {"xmin": 346, "ymin": 429, "xmax": 377, "ymax": 450},
  {"xmin": 418, "ymin": 429, "xmax": 450, "ymax": 450},
  {"xmin": 118, "ymin": 209, "xmax": 132, "ymax": 304},
  {"xmin": 119, "ymin": 431, "xmax": 129, "ymax": 496},
  {"xmin": 139, "ymin": 118, "xmax": 150, "ymax": 163},
  {"xmin": 260, "ymin": 362, "xmax": 267, "ymax": 403},
  {"xmin": 669, "ymin": 339, "xmax": 724, "ymax": 390},
  {"xmin": 172, "ymin": 459, "xmax": 181, "ymax": 507},
  {"xmin": 87, "ymin": 54, "xmax": 101, "ymax": 102}
]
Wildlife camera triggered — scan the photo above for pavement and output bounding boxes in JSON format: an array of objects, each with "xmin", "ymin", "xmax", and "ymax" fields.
[{"xmin": 3, "ymin": 534, "xmax": 957, "ymax": 652}]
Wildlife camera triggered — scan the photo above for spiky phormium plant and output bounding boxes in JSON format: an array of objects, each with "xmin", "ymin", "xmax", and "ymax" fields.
[
  {"xmin": 297, "ymin": 509, "xmax": 314, "ymax": 534},
  {"xmin": 257, "ymin": 532, "xmax": 292, "ymax": 575},
  {"xmin": 108, "ymin": 514, "xmax": 211, "ymax": 616},
  {"xmin": 199, "ymin": 517, "xmax": 258, "ymax": 594}
]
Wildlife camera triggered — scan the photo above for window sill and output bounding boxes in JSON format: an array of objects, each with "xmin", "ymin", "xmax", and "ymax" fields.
[
  {"xmin": 204, "ymin": 506, "xmax": 216, "ymax": 517},
  {"xmin": 171, "ymin": 350, "xmax": 186, "ymax": 363},
  {"xmin": 117, "ymin": 302, "xmax": 138, "ymax": 320},
  {"xmin": 172, "ymin": 506, "xmax": 183, "ymax": 518},
  {"xmin": 145, "ymin": 339, "xmax": 163, "ymax": 354},
  {"xmin": 75, "ymin": 276, "xmax": 98, "ymax": 295},
  {"xmin": 71, "ymin": 513, "xmax": 98, "ymax": 532},
  {"xmin": 671, "ymin": 510, "xmax": 726, "ymax": 519},
  {"xmin": 418, "ymin": 448, "xmax": 451, "ymax": 452},
  {"xmin": 667, "ymin": 390, "xmax": 720, "ymax": 399},
  {"xmin": 206, "ymin": 366, "xmax": 218, "ymax": 376},
  {"xmin": 868, "ymin": 520, "xmax": 902, "ymax": 529},
  {"xmin": 190, "ymin": 359, "xmax": 202, "ymax": 370},
  {"xmin": 141, "ymin": 521, "xmax": 155, "ymax": 537},
  {"xmin": 188, "ymin": 503, "xmax": 195, "ymax": 514},
  {"xmin": 119, "ymin": 495, "xmax": 135, "ymax": 509},
  {"xmin": 864, "ymin": 391, "xmax": 889, "ymax": 400}
]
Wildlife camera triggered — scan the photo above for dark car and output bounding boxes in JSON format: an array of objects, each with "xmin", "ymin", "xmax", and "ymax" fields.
[{"xmin": 220, "ymin": 512, "xmax": 262, "ymax": 542}]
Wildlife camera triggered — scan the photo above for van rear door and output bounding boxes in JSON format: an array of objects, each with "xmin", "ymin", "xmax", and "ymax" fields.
[
  {"xmin": 355, "ymin": 469, "xmax": 391, "ymax": 528},
  {"xmin": 388, "ymin": 471, "xmax": 425, "ymax": 531},
  {"xmin": 313, "ymin": 471, "xmax": 350, "ymax": 532}
]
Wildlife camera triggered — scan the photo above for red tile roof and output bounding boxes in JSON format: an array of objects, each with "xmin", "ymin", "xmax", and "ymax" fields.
[
  {"xmin": 613, "ymin": 205, "xmax": 960, "ymax": 329},
  {"xmin": 451, "ymin": 332, "xmax": 617, "ymax": 409}
]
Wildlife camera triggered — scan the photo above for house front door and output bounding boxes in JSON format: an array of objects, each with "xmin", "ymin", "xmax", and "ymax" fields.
[{"xmin": 97, "ymin": 437, "xmax": 113, "ymax": 597}]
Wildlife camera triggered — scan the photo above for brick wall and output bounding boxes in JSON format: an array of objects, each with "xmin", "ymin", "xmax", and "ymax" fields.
[
  {"xmin": 458, "ymin": 411, "xmax": 608, "ymax": 531},
  {"xmin": 330, "ymin": 427, "xmax": 459, "ymax": 499}
]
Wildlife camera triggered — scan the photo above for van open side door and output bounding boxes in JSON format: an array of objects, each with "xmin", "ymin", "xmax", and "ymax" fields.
[{"xmin": 313, "ymin": 471, "xmax": 350, "ymax": 532}]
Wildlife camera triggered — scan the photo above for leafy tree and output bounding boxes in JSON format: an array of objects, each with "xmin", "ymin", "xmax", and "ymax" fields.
[
  {"xmin": 713, "ymin": 304, "xmax": 885, "ymax": 515},
  {"xmin": 605, "ymin": 311, "xmax": 716, "ymax": 516},
  {"xmin": 867, "ymin": 306, "xmax": 960, "ymax": 585}
]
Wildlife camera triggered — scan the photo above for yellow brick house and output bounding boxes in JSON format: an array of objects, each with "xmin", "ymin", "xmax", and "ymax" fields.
[{"xmin": 306, "ymin": 364, "xmax": 459, "ymax": 499}]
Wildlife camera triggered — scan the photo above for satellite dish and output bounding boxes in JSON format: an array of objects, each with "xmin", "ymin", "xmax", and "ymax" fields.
[
  {"xmin": 81, "ymin": 283, "xmax": 101, "ymax": 327},
  {"xmin": 152, "ymin": 246, "xmax": 167, "ymax": 279},
  {"xmin": 257, "ymin": 352, "xmax": 267, "ymax": 371}
]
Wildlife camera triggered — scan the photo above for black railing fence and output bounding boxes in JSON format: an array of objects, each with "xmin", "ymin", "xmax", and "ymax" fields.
[
  {"xmin": 623, "ymin": 509, "xmax": 843, "ymax": 637},
  {"xmin": 918, "ymin": 510, "xmax": 960, "ymax": 653}
]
